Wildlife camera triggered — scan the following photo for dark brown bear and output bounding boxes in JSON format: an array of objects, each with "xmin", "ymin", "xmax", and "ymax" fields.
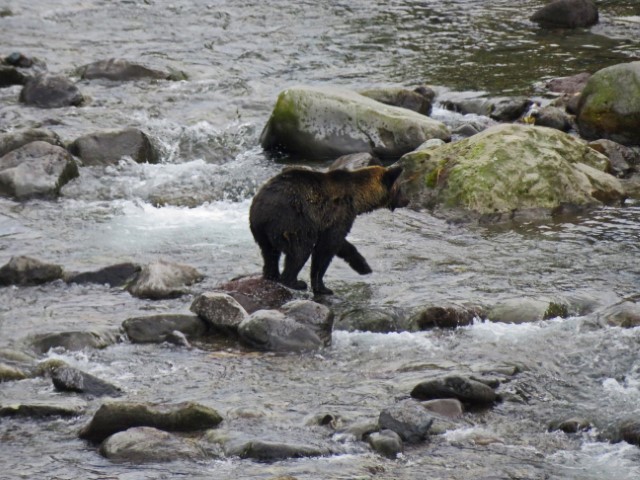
[{"xmin": 249, "ymin": 165, "xmax": 407, "ymax": 295}]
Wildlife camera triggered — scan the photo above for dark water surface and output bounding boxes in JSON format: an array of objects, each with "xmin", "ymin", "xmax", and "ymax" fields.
[{"xmin": 1, "ymin": 1, "xmax": 640, "ymax": 479}]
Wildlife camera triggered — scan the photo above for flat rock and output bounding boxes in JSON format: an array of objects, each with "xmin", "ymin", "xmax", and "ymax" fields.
[
  {"xmin": 64, "ymin": 262, "xmax": 140, "ymax": 287},
  {"xmin": 0, "ymin": 255, "xmax": 63, "ymax": 286},
  {"xmin": 126, "ymin": 259, "xmax": 203, "ymax": 299},
  {"xmin": 123, "ymin": 314, "xmax": 208, "ymax": 343},
  {"xmin": 0, "ymin": 399, "xmax": 87, "ymax": 418},
  {"xmin": 215, "ymin": 275, "xmax": 294, "ymax": 313},
  {"xmin": 411, "ymin": 375, "xmax": 498, "ymax": 406},
  {"xmin": 29, "ymin": 328, "xmax": 121, "ymax": 354},
  {"xmin": 79, "ymin": 58, "xmax": 170, "ymax": 81},
  {"xmin": 19, "ymin": 74, "xmax": 84, "ymax": 108}
]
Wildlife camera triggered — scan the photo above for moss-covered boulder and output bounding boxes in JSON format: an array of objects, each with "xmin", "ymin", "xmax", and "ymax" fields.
[
  {"xmin": 399, "ymin": 124, "xmax": 624, "ymax": 219},
  {"xmin": 260, "ymin": 86, "xmax": 450, "ymax": 161},
  {"xmin": 577, "ymin": 62, "xmax": 640, "ymax": 146}
]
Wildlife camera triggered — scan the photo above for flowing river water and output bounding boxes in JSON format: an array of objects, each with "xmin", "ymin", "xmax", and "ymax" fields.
[{"xmin": 1, "ymin": 1, "xmax": 640, "ymax": 479}]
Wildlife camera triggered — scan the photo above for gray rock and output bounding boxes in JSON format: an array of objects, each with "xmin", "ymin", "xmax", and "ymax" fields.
[
  {"xmin": 550, "ymin": 417, "xmax": 591, "ymax": 433},
  {"xmin": 531, "ymin": 0, "xmax": 598, "ymax": 29},
  {"xmin": 30, "ymin": 328, "xmax": 121, "ymax": 354},
  {"xmin": 127, "ymin": 259, "xmax": 203, "ymax": 299},
  {"xmin": 64, "ymin": 262, "xmax": 140, "ymax": 287},
  {"xmin": 367, "ymin": 429, "xmax": 403, "ymax": 458},
  {"xmin": 421, "ymin": 398, "xmax": 464, "ymax": 419},
  {"xmin": 335, "ymin": 306, "xmax": 407, "ymax": 333},
  {"xmin": 378, "ymin": 399, "xmax": 434, "ymax": 443},
  {"xmin": 190, "ymin": 292, "xmax": 249, "ymax": 333},
  {"xmin": 409, "ymin": 304, "xmax": 483, "ymax": 330},
  {"xmin": 588, "ymin": 139, "xmax": 639, "ymax": 178},
  {"xmin": 360, "ymin": 87, "xmax": 433, "ymax": 116},
  {"xmin": 0, "ymin": 363, "xmax": 28, "ymax": 382},
  {"xmin": 488, "ymin": 297, "xmax": 569, "ymax": 323},
  {"xmin": 79, "ymin": 58, "xmax": 169, "ymax": 81},
  {"xmin": 123, "ymin": 314, "xmax": 208, "ymax": 343},
  {"xmin": 214, "ymin": 275, "xmax": 294, "ymax": 314},
  {"xmin": 0, "ymin": 129, "xmax": 62, "ymax": 158},
  {"xmin": 411, "ymin": 375, "xmax": 498, "ymax": 406},
  {"xmin": 489, "ymin": 97, "xmax": 532, "ymax": 122},
  {"xmin": 619, "ymin": 420, "xmax": 640, "ymax": 447},
  {"xmin": 328, "ymin": 152, "xmax": 382, "ymax": 171},
  {"xmin": 19, "ymin": 74, "xmax": 84, "ymax": 108},
  {"xmin": 596, "ymin": 301, "xmax": 640, "ymax": 328},
  {"xmin": 0, "ymin": 399, "xmax": 86, "ymax": 418},
  {"xmin": 280, "ymin": 300, "xmax": 333, "ymax": 346},
  {"xmin": 51, "ymin": 366, "xmax": 122, "ymax": 397},
  {"xmin": 69, "ymin": 128, "xmax": 160, "ymax": 166},
  {"xmin": 0, "ymin": 141, "xmax": 79, "ymax": 199},
  {"xmin": 238, "ymin": 309, "xmax": 325, "ymax": 352},
  {"xmin": 100, "ymin": 426, "xmax": 207, "ymax": 463},
  {"xmin": 545, "ymin": 72, "xmax": 591, "ymax": 95},
  {"xmin": 451, "ymin": 124, "xmax": 480, "ymax": 138},
  {"xmin": 533, "ymin": 106, "xmax": 574, "ymax": 132},
  {"xmin": 0, "ymin": 255, "xmax": 63, "ymax": 286},
  {"xmin": 441, "ymin": 94, "xmax": 531, "ymax": 122},
  {"xmin": 79, "ymin": 401, "xmax": 223, "ymax": 443},
  {"xmin": 415, "ymin": 138, "xmax": 447, "ymax": 151}
]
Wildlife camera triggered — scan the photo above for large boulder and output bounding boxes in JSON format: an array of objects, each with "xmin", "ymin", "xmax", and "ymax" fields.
[
  {"xmin": 530, "ymin": 0, "xmax": 598, "ymax": 28},
  {"xmin": 0, "ymin": 141, "xmax": 79, "ymax": 199},
  {"xmin": 68, "ymin": 128, "xmax": 160, "ymax": 166},
  {"xmin": 399, "ymin": 123, "xmax": 625, "ymax": 219},
  {"xmin": 260, "ymin": 85, "xmax": 450, "ymax": 161},
  {"xmin": 577, "ymin": 62, "xmax": 640, "ymax": 146},
  {"xmin": 19, "ymin": 74, "xmax": 84, "ymax": 108}
]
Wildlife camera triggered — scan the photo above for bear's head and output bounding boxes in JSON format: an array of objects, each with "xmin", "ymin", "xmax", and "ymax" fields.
[{"xmin": 383, "ymin": 166, "xmax": 409, "ymax": 211}]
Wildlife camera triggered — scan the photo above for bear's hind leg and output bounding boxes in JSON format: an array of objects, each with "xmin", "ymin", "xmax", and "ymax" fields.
[
  {"xmin": 280, "ymin": 248, "xmax": 311, "ymax": 290},
  {"xmin": 337, "ymin": 240, "xmax": 372, "ymax": 275},
  {"xmin": 261, "ymin": 244, "xmax": 281, "ymax": 281},
  {"xmin": 310, "ymin": 244, "xmax": 338, "ymax": 295}
]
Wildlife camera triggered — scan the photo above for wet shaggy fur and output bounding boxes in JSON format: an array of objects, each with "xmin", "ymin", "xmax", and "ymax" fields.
[{"xmin": 249, "ymin": 165, "xmax": 407, "ymax": 295}]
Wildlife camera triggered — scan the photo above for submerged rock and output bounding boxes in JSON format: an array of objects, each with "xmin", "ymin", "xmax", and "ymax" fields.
[
  {"xmin": 260, "ymin": 85, "xmax": 450, "ymax": 161},
  {"xmin": 51, "ymin": 366, "xmax": 122, "ymax": 397},
  {"xmin": 123, "ymin": 314, "xmax": 208, "ymax": 343},
  {"xmin": 68, "ymin": 128, "xmax": 160, "ymax": 166},
  {"xmin": 64, "ymin": 262, "xmax": 140, "ymax": 287},
  {"xmin": 596, "ymin": 301, "xmax": 640, "ymax": 328},
  {"xmin": 399, "ymin": 123, "xmax": 625, "ymax": 220},
  {"xmin": 126, "ymin": 259, "xmax": 203, "ymax": 299},
  {"xmin": 411, "ymin": 375, "xmax": 498, "ymax": 406},
  {"xmin": 190, "ymin": 292, "xmax": 249, "ymax": 333},
  {"xmin": 531, "ymin": 0, "xmax": 598, "ymax": 29},
  {"xmin": 367, "ymin": 429, "xmax": 403, "ymax": 458},
  {"xmin": 488, "ymin": 297, "xmax": 570, "ymax": 323},
  {"xmin": 0, "ymin": 256, "xmax": 63, "ymax": 286},
  {"xmin": 0, "ymin": 363, "xmax": 28, "ymax": 382},
  {"xmin": 0, "ymin": 141, "xmax": 79, "ymax": 200},
  {"xmin": 100, "ymin": 426, "xmax": 207, "ymax": 463},
  {"xmin": 0, "ymin": 399, "xmax": 87, "ymax": 418},
  {"xmin": 78, "ymin": 58, "xmax": 170, "ymax": 81},
  {"xmin": 79, "ymin": 401, "xmax": 223, "ymax": 443},
  {"xmin": 0, "ymin": 129, "xmax": 62, "ymax": 158},
  {"xmin": 19, "ymin": 74, "xmax": 84, "ymax": 108},
  {"xmin": 30, "ymin": 328, "xmax": 121, "ymax": 354},
  {"xmin": 215, "ymin": 275, "xmax": 294, "ymax": 313},
  {"xmin": 577, "ymin": 62, "xmax": 640, "ymax": 146}
]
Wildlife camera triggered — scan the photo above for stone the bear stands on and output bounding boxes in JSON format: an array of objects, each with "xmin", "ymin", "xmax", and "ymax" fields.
[{"xmin": 249, "ymin": 165, "xmax": 408, "ymax": 295}]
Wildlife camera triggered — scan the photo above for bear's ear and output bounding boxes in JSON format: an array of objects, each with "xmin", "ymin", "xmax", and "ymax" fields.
[{"xmin": 383, "ymin": 165, "xmax": 403, "ymax": 188}]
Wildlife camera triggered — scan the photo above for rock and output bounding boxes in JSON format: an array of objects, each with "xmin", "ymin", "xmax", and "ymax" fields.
[
  {"xmin": 0, "ymin": 53, "xmax": 46, "ymax": 87},
  {"xmin": 577, "ymin": 62, "xmax": 640, "ymax": 146},
  {"xmin": 214, "ymin": 275, "xmax": 294, "ymax": 313},
  {"xmin": 359, "ymin": 87, "xmax": 433, "ymax": 116},
  {"xmin": 409, "ymin": 304, "xmax": 483, "ymax": 330},
  {"xmin": 490, "ymin": 97, "xmax": 532, "ymax": 122},
  {"xmin": 4, "ymin": 52, "xmax": 46, "ymax": 71},
  {"xmin": 100, "ymin": 426, "xmax": 207, "ymax": 463},
  {"xmin": 0, "ymin": 141, "xmax": 80, "ymax": 199},
  {"xmin": 440, "ymin": 93, "xmax": 531, "ymax": 122},
  {"xmin": 550, "ymin": 417, "xmax": 591, "ymax": 433},
  {"xmin": 68, "ymin": 128, "xmax": 160, "ymax": 166},
  {"xmin": 238, "ymin": 309, "xmax": 325, "ymax": 352},
  {"xmin": 0, "ymin": 348, "xmax": 35, "ymax": 363},
  {"xmin": 421, "ymin": 398, "xmax": 464, "ymax": 419},
  {"xmin": 0, "ymin": 65, "xmax": 28, "ymax": 87},
  {"xmin": 0, "ymin": 399, "xmax": 86, "ymax": 418},
  {"xmin": 260, "ymin": 85, "xmax": 450, "ymax": 161},
  {"xmin": 0, "ymin": 256, "xmax": 63, "ymax": 286},
  {"xmin": 123, "ymin": 314, "xmax": 208, "ymax": 343},
  {"xmin": 596, "ymin": 301, "xmax": 640, "ymax": 328},
  {"xmin": 533, "ymin": 106, "xmax": 574, "ymax": 132},
  {"xmin": 531, "ymin": 0, "xmax": 598, "ymax": 29},
  {"xmin": 378, "ymin": 399, "xmax": 435, "ymax": 443},
  {"xmin": 588, "ymin": 139, "xmax": 639, "ymax": 178},
  {"xmin": 190, "ymin": 292, "xmax": 249, "ymax": 333},
  {"xmin": 19, "ymin": 74, "xmax": 84, "ymax": 108},
  {"xmin": 64, "ymin": 262, "xmax": 140, "ymax": 287},
  {"xmin": 126, "ymin": 259, "xmax": 203, "ymax": 299},
  {"xmin": 335, "ymin": 306, "xmax": 407, "ymax": 333},
  {"xmin": 165, "ymin": 330, "xmax": 191, "ymax": 347},
  {"xmin": 415, "ymin": 138, "xmax": 447, "ymax": 152},
  {"xmin": 488, "ymin": 298, "xmax": 569, "ymax": 323},
  {"xmin": 0, "ymin": 363, "xmax": 27, "ymax": 382},
  {"xmin": 0, "ymin": 129, "xmax": 63, "ymax": 158},
  {"xmin": 79, "ymin": 401, "xmax": 223, "ymax": 443},
  {"xmin": 78, "ymin": 58, "xmax": 170, "ymax": 81},
  {"xmin": 51, "ymin": 366, "xmax": 122, "ymax": 397},
  {"xmin": 327, "ymin": 152, "xmax": 382, "ymax": 171},
  {"xmin": 280, "ymin": 300, "xmax": 333, "ymax": 346},
  {"xmin": 411, "ymin": 375, "xmax": 498, "ymax": 406},
  {"xmin": 619, "ymin": 420, "xmax": 640, "ymax": 447},
  {"xmin": 399, "ymin": 124, "xmax": 625, "ymax": 220},
  {"xmin": 367, "ymin": 429, "xmax": 403, "ymax": 458},
  {"xmin": 451, "ymin": 124, "xmax": 480, "ymax": 139},
  {"xmin": 546, "ymin": 72, "xmax": 591, "ymax": 95},
  {"xmin": 30, "ymin": 328, "xmax": 121, "ymax": 354}
]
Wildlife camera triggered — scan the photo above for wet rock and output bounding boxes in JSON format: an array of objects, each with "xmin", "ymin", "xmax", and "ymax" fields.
[
  {"xmin": 0, "ymin": 129, "xmax": 63, "ymax": 158},
  {"xmin": 378, "ymin": 399, "xmax": 435, "ymax": 443},
  {"xmin": 0, "ymin": 363, "xmax": 28, "ymax": 382},
  {"xmin": 440, "ymin": 93, "xmax": 531, "ymax": 122},
  {"xmin": 0, "ymin": 255, "xmax": 63, "ymax": 286},
  {"xmin": 360, "ymin": 86, "xmax": 434, "ymax": 116},
  {"xmin": 488, "ymin": 297, "xmax": 569, "ymax": 323},
  {"xmin": 51, "ymin": 366, "xmax": 122, "ymax": 397},
  {"xmin": 490, "ymin": 97, "xmax": 532, "ymax": 122},
  {"xmin": 621, "ymin": 174, "xmax": 640, "ymax": 199},
  {"xmin": 399, "ymin": 124, "xmax": 624, "ymax": 220},
  {"xmin": 79, "ymin": 401, "xmax": 223, "ymax": 443},
  {"xmin": 64, "ymin": 262, "xmax": 140, "ymax": 287},
  {"xmin": 577, "ymin": 61, "xmax": 640, "ymax": 146},
  {"xmin": 619, "ymin": 420, "xmax": 640, "ymax": 447},
  {"xmin": 260, "ymin": 85, "xmax": 450, "ymax": 162},
  {"xmin": 550, "ymin": 417, "xmax": 591, "ymax": 433},
  {"xmin": 0, "ymin": 65, "xmax": 28, "ymax": 87},
  {"xmin": 30, "ymin": 328, "xmax": 121, "ymax": 354},
  {"xmin": 588, "ymin": 139, "xmax": 639, "ymax": 178},
  {"xmin": 68, "ymin": 128, "xmax": 160, "ymax": 166},
  {"xmin": 546, "ymin": 72, "xmax": 591, "ymax": 95},
  {"xmin": 335, "ymin": 306, "xmax": 408, "ymax": 333},
  {"xmin": 409, "ymin": 304, "xmax": 483, "ymax": 330},
  {"xmin": 78, "ymin": 58, "xmax": 170, "ymax": 81},
  {"xmin": 0, "ymin": 53, "xmax": 46, "ymax": 87},
  {"xmin": 0, "ymin": 141, "xmax": 79, "ymax": 200},
  {"xmin": 127, "ymin": 259, "xmax": 203, "ymax": 299},
  {"xmin": 328, "ymin": 152, "xmax": 382, "ymax": 171},
  {"xmin": 190, "ymin": 292, "xmax": 249, "ymax": 333},
  {"xmin": 100, "ymin": 426, "xmax": 207, "ymax": 463},
  {"xmin": 411, "ymin": 375, "xmax": 498, "ymax": 406},
  {"xmin": 280, "ymin": 300, "xmax": 333, "ymax": 346},
  {"xmin": 4, "ymin": 52, "xmax": 47, "ymax": 71},
  {"xmin": 367, "ymin": 429, "xmax": 403, "ymax": 458},
  {"xmin": 531, "ymin": 0, "xmax": 598, "ymax": 29},
  {"xmin": 123, "ymin": 314, "xmax": 208, "ymax": 343},
  {"xmin": 204, "ymin": 429, "xmax": 330, "ymax": 461},
  {"xmin": 596, "ymin": 301, "xmax": 640, "ymax": 328},
  {"xmin": 451, "ymin": 123, "xmax": 480, "ymax": 138},
  {"xmin": 0, "ymin": 399, "xmax": 86, "ymax": 418},
  {"xmin": 215, "ymin": 275, "xmax": 294, "ymax": 313},
  {"xmin": 533, "ymin": 106, "xmax": 574, "ymax": 132},
  {"xmin": 238, "ymin": 309, "xmax": 325, "ymax": 352},
  {"xmin": 19, "ymin": 74, "xmax": 84, "ymax": 108},
  {"xmin": 0, "ymin": 348, "xmax": 35, "ymax": 363},
  {"xmin": 421, "ymin": 398, "xmax": 464, "ymax": 419}
]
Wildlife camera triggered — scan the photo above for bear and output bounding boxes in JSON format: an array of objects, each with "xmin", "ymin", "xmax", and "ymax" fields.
[{"xmin": 249, "ymin": 165, "xmax": 408, "ymax": 295}]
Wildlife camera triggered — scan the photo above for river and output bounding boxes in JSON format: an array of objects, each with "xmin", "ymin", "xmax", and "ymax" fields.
[{"xmin": 1, "ymin": 1, "xmax": 640, "ymax": 479}]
